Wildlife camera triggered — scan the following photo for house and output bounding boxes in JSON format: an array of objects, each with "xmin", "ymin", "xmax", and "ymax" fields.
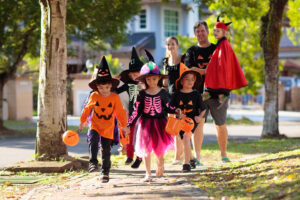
[{"xmin": 111, "ymin": 0, "xmax": 199, "ymax": 67}]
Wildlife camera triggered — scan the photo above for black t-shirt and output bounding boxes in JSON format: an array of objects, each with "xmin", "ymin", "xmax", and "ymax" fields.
[
  {"xmin": 171, "ymin": 90, "xmax": 206, "ymax": 121},
  {"xmin": 185, "ymin": 44, "xmax": 216, "ymax": 93},
  {"xmin": 162, "ymin": 54, "xmax": 185, "ymax": 94}
]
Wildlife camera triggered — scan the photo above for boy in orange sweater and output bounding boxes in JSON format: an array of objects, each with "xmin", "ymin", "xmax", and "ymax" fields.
[{"xmin": 79, "ymin": 56, "xmax": 127, "ymax": 183}]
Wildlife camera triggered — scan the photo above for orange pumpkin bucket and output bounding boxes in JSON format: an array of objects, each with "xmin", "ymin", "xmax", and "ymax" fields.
[
  {"xmin": 62, "ymin": 130, "xmax": 79, "ymax": 146},
  {"xmin": 181, "ymin": 117, "xmax": 195, "ymax": 132},
  {"xmin": 165, "ymin": 114, "xmax": 182, "ymax": 135},
  {"xmin": 118, "ymin": 126, "xmax": 129, "ymax": 146}
]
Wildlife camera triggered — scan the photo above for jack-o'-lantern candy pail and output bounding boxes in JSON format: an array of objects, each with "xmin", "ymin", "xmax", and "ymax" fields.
[
  {"xmin": 62, "ymin": 130, "xmax": 79, "ymax": 146},
  {"xmin": 165, "ymin": 114, "xmax": 182, "ymax": 136},
  {"xmin": 181, "ymin": 117, "xmax": 194, "ymax": 132}
]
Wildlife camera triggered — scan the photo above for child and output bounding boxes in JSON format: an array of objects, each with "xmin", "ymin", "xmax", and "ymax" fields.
[
  {"xmin": 172, "ymin": 63, "xmax": 206, "ymax": 172},
  {"xmin": 115, "ymin": 47, "xmax": 143, "ymax": 168},
  {"xmin": 125, "ymin": 61, "xmax": 179, "ymax": 182},
  {"xmin": 79, "ymin": 56, "xmax": 127, "ymax": 183},
  {"xmin": 203, "ymin": 16, "xmax": 248, "ymax": 109}
]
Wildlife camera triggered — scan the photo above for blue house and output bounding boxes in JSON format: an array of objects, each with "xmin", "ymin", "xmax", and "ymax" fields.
[{"xmin": 111, "ymin": 0, "xmax": 199, "ymax": 68}]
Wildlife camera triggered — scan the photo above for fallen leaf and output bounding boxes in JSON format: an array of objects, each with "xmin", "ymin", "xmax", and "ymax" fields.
[
  {"xmin": 4, "ymin": 182, "xmax": 12, "ymax": 186},
  {"xmin": 287, "ymin": 174, "xmax": 294, "ymax": 180}
]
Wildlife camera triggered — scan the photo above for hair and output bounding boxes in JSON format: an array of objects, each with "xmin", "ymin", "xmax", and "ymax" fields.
[
  {"xmin": 142, "ymin": 75, "xmax": 164, "ymax": 89},
  {"xmin": 193, "ymin": 21, "xmax": 209, "ymax": 33},
  {"xmin": 165, "ymin": 36, "xmax": 179, "ymax": 58},
  {"xmin": 177, "ymin": 71, "xmax": 201, "ymax": 90}
]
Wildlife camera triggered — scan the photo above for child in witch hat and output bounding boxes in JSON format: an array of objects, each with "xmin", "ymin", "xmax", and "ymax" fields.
[
  {"xmin": 78, "ymin": 56, "xmax": 127, "ymax": 183},
  {"xmin": 203, "ymin": 16, "xmax": 248, "ymax": 109},
  {"xmin": 115, "ymin": 47, "xmax": 144, "ymax": 168},
  {"xmin": 172, "ymin": 63, "xmax": 206, "ymax": 172},
  {"xmin": 124, "ymin": 59, "xmax": 180, "ymax": 182}
]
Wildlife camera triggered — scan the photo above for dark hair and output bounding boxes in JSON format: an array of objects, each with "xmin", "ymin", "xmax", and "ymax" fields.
[
  {"xmin": 193, "ymin": 21, "xmax": 209, "ymax": 33},
  {"xmin": 177, "ymin": 71, "xmax": 201, "ymax": 90},
  {"xmin": 95, "ymin": 79, "xmax": 113, "ymax": 91},
  {"xmin": 142, "ymin": 75, "xmax": 164, "ymax": 89}
]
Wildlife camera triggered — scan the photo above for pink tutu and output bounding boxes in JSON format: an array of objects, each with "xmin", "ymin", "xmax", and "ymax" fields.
[{"xmin": 134, "ymin": 117, "xmax": 174, "ymax": 158}]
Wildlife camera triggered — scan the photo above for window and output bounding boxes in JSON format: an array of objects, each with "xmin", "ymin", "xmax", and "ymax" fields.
[
  {"xmin": 164, "ymin": 10, "xmax": 179, "ymax": 38},
  {"xmin": 139, "ymin": 9, "xmax": 147, "ymax": 29}
]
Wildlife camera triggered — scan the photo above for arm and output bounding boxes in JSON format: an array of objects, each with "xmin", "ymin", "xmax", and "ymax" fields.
[
  {"xmin": 185, "ymin": 48, "xmax": 206, "ymax": 75},
  {"xmin": 127, "ymin": 92, "xmax": 143, "ymax": 127},
  {"xmin": 162, "ymin": 90, "xmax": 177, "ymax": 114},
  {"xmin": 114, "ymin": 95, "xmax": 127, "ymax": 128},
  {"xmin": 115, "ymin": 83, "xmax": 128, "ymax": 94}
]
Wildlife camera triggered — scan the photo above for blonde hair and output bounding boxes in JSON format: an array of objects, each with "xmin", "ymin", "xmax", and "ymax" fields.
[{"xmin": 165, "ymin": 36, "xmax": 179, "ymax": 58}]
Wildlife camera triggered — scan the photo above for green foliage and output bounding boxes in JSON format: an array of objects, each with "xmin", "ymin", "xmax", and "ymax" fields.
[
  {"xmin": 176, "ymin": 35, "xmax": 197, "ymax": 54},
  {"xmin": 104, "ymin": 54, "xmax": 123, "ymax": 76},
  {"xmin": 286, "ymin": 0, "xmax": 300, "ymax": 45}
]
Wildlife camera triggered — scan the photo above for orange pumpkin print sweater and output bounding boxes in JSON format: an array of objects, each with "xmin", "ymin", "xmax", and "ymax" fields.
[{"xmin": 80, "ymin": 92, "xmax": 127, "ymax": 139}]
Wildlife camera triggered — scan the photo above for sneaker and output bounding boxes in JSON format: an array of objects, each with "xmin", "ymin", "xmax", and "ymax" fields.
[
  {"xmin": 217, "ymin": 95, "xmax": 229, "ymax": 110},
  {"xmin": 125, "ymin": 157, "xmax": 133, "ymax": 165},
  {"xmin": 171, "ymin": 159, "xmax": 182, "ymax": 165},
  {"xmin": 182, "ymin": 164, "xmax": 191, "ymax": 172},
  {"xmin": 221, "ymin": 157, "xmax": 231, "ymax": 163},
  {"xmin": 101, "ymin": 174, "xmax": 109, "ymax": 183},
  {"xmin": 143, "ymin": 173, "xmax": 152, "ymax": 182},
  {"xmin": 189, "ymin": 159, "xmax": 196, "ymax": 169},
  {"xmin": 202, "ymin": 92, "xmax": 211, "ymax": 101},
  {"xmin": 88, "ymin": 163, "xmax": 98, "ymax": 173},
  {"xmin": 131, "ymin": 158, "xmax": 142, "ymax": 169},
  {"xmin": 195, "ymin": 160, "xmax": 204, "ymax": 166}
]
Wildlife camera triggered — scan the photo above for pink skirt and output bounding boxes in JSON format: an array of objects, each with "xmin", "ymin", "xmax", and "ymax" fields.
[{"xmin": 134, "ymin": 117, "xmax": 174, "ymax": 158}]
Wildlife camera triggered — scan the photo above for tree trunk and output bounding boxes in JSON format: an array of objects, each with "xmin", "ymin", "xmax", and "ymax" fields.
[
  {"xmin": 37, "ymin": 0, "xmax": 67, "ymax": 160},
  {"xmin": 260, "ymin": 0, "xmax": 288, "ymax": 138},
  {"xmin": 0, "ymin": 79, "xmax": 4, "ymax": 129}
]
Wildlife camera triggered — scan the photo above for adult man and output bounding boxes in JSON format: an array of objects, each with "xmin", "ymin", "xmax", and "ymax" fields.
[{"xmin": 185, "ymin": 21, "xmax": 231, "ymax": 165}]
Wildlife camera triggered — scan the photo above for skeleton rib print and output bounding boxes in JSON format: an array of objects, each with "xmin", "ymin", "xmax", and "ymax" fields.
[{"xmin": 144, "ymin": 96, "xmax": 162, "ymax": 116}]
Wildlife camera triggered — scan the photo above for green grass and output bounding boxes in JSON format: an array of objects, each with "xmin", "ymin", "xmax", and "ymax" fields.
[
  {"xmin": 206, "ymin": 116, "xmax": 260, "ymax": 125},
  {"xmin": 190, "ymin": 139, "xmax": 300, "ymax": 200}
]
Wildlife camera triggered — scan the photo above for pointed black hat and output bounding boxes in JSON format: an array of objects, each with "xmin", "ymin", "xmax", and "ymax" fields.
[
  {"xmin": 119, "ymin": 47, "xmax": 144, "ymax": 82},
  {"xmin": 89, "ymin": 56, "xmax": 120, "ymax": 90},
  {"xmin": 144, "ymin": 49, "xmax": 155, "ymax": 62}
]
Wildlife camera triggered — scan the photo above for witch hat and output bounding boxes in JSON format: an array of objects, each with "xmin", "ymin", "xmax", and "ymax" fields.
[
  {"xmin": 215, "ymin": 15, "xmax": 232, "ymax": 31},
  {"xmin": 175, "ymin": 62, "xmax": 201, "ymax": 90},
  {"xmin": 144, "ymin": 49, "xmax": 155, "ymax": 62},
  {"xmin": 89, "ymin": 56, "xmax": 120, "ymax": 90},
  {"xmin": 119, "ymin": 47, "xmax": 144, "ymax": 82}
]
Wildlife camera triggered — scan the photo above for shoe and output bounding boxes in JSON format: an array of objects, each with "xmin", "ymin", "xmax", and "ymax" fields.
[
  {"xmin": 182, "ymin": 164, "xmax": 191, "ymax": 172},
  {"xmin": 88, "ymin": 163, "xmax": 98, "ymax": 173},
  {"xmin": 131, "ymin": 158, "xmax": 142, "ymax": 169},
  {"xmin": 189, "ymin": 159, "xmax": 196, "ymax": 169},
  {"xmin": 171, "ymin": 159, "xmax": 182, "ymax": 165},
  {"xmin": 217, "ymin": 95, "xmax": 229, "ymax": 110},
  {"xmin": 195, "ymin": 160, "xmax": 204, "ymax": 166},
  {"xmin": 101, "ymin": 174, "xmax": 109, "ymax": 183},
  {"xmin": 125, "ymin": 157, "xmax": 133, "ymax": 165},
  {"xmin": 143, "ymin": 173, "xmax": 152, "ymax": 182},
  {"xmin": 221, "ymin": 157, "xmax": 231, "ymax": 163},
  {"xmin": 202, "ymin": 92, "xmax": 211, "ymax": 101}
]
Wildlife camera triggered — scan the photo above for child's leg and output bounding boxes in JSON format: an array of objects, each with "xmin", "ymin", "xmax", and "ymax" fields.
[
  {"xmin": 183, "ymin": 134, "xmax": 192, "ymax": 165},
  {"xmin": 174, "ymin": 135, "xmax": 183, "ymax": 162},
  {"xmin": 125, "ymin": 125, "xmax": 135, "ymax": 164},
  {"xmin": 143, "ymin": 155, "xmax": 152, "ymax": 182},
  {"xmin": 156, "ymin": 155, "xmax": 164, "ymax": 177},
  {"xmin": 100, "ymin": 137, "xmax": 113, "ymax": 177},
  {"xmin": 89, "ymin": 130, "xmax": 100, "ymax": 171}
]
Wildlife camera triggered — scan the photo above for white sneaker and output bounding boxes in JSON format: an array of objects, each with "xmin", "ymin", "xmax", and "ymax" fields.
[
  {"xmin": 171, "ymin": 160, "xmax": 182, "ymax": 165},
  {"xmin": 143, "ymin": 174, "xmax": 152, "ymax": 182}
]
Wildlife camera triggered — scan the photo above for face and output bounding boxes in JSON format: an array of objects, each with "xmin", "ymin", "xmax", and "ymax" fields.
[
  {"xmin": 166, "ymin": 39, "xmax": 179, "ymax": 54},
  {"xmin": 194, "ymin": 25, "xmax": 209, "ymax": 44},
  {"xmin": 96, "ymin": 83, "xmax": 112, "ymax": 97},
  {"xmin": 129, "ymin": 71, "xmax": 140, "ymax": 81},
  {"xmin": 180, "ymin": 73, "xmax": 196, "ymax": 90},
  {"xmin": 213, "ymin": 28, "xmax": 226, "ymax": 40},
  {"xmin": 145, "ymin": 75, "xmax": 161, "ymax": 89}
]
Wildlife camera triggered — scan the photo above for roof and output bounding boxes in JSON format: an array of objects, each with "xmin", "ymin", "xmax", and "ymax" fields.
[{"xmin": 114, "ymin": 32, "xmax": 155, "ymax": 53}]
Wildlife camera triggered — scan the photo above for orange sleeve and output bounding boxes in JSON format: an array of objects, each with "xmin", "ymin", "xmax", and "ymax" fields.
[
  {"xmin": 80, "ymin": 93, "xmax": 96, "ymax": 123},
  {"xmin": 114, "ymin": 94, "xmax": 127, "ymax": 128}
]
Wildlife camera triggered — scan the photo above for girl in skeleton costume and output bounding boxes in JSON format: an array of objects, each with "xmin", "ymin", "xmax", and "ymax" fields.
[
  {"xmin": 126, "ymin": 61, "xmax": 180, "ymax": 182},
  {"xmin": 115, "ymin": 47, "xmax": 144, "ymax": 168}
]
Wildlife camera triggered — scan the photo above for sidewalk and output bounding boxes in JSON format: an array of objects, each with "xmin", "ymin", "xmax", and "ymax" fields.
[{"xmin": 21, "ymin": 164, "xmax": 211, "ymax": 200}]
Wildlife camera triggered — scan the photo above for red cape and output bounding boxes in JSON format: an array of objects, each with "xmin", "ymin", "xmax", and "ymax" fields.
[{"xmin": 205, "ymin": 39, "xmax": 248, "ymax": 90}]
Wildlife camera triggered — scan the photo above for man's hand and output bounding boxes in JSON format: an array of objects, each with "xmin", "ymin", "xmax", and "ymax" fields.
[{"xmin": 191, "ymin": 67, "xmax": 206, "ymax": 75}]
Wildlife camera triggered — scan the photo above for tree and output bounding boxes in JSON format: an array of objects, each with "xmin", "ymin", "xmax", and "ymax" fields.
[{"xmin": 260, "ymin": 0, "xmax": 289, "ymax": 138}]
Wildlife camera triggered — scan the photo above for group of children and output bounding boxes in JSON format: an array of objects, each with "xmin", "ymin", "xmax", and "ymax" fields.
[{"xmin": 78, "ymin": 17, "xmax": 247, "ymax": 183}]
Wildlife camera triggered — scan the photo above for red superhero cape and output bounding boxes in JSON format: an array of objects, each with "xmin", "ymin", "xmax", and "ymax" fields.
[{"xmin": 205, "ymin": 39, "xmax": 248, "ymax": 90}]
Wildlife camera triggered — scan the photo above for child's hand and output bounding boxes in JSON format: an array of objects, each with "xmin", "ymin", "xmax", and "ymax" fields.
[
  {"xmin": 194, "ymin": 116, "xmax": 201, "ymax": 123},
  {"xmin": 123, "ymin": 126, "xmax": 130, "ymax": 135},
  {"xmin": 78, "ymin": 123, "xmax": 84, "ymax": 132}
]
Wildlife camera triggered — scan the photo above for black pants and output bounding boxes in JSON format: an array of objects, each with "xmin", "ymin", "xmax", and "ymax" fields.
[{"xmin": 89, "ymin": 129, "xmax": 112, "ymax": 175}]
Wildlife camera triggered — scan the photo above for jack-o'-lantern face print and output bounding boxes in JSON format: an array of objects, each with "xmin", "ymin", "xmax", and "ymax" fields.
[
  {"xmin": 94, "ymin": 101, "xmax": 114, "ymax": 120},
  {"xmin": 179, "ymin": 100, "xmax": 194, "ymax": 114},
  {"xmin": 98, "ymin": 68, "xmax": 109, "ymax": 77}
]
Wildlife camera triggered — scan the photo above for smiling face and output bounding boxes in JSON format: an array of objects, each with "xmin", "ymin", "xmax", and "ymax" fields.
[
  {"xmin": 194, "ymin": 24, "xmax": 209, "ymax": 44},
  {"xmin": 213, "ymin": 28, "xmax": 226, "ymax": 40},
  {"xmin": 166, "ymin": 38, "xmax": 179, "ymax": 55},
  {"xmin": 96, "ymin": 83, "xmax": 112, "ymax": 97},
  {"xmin": 145, "ymin": 75, "xmax": 161, "ymax": 89},
  {"xmin": 180, "ymin": 73, "xmax": 196, "ymax": 90}
]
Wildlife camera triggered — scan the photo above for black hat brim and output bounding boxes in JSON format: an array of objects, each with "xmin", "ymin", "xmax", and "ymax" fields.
[
  {"xmin": 136, "ymin": 74, "xmax": 168, "ymax": 83},
  {"xmin": 89, "ymin": 77, "xmax": 120, "ymax": 91},
  {"xmin": 119, "ymin": 68, "xmax": 141, "ymax": 83}
]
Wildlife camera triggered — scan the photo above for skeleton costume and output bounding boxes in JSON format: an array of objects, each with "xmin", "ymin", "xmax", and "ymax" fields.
[{"xmin": 127, "ymin": 62, "xmax": 176, "ymax": 158}]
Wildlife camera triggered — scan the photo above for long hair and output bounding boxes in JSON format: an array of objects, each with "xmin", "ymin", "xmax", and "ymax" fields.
[{"xmin": 165, "ymin": 36, "xmax": 179, "ymax": 58}]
